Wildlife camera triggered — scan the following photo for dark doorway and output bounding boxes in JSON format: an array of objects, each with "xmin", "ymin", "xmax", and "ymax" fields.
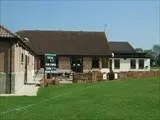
[
  {"xmin": 70, "ymin": 56, "xmax": 83, "ymax": 72},
  {"xmin": 24, "ymin": 55, "xmax": 28, "ymax": 84},
  {"xmin": 39, "ymin": 55, "xmax": 44, "ymax": 68},
  {"xmin": 109, "ymin": 59, "xmax": 112, "ymax": 71},
  {"xmin": 40, "ymin": 59, "xmax": 44, "ymax": 68}
]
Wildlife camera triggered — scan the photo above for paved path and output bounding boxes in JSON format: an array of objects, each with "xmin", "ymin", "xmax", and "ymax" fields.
[
  {"xmin": 15, "ymin": 85, "xmax": 39, "ymax": 96},
  {"xmin": 0, "ymin": 69, "xmax": 44, "ymax": 96},
  {"xmin": 0, "ymin": 68, "xmax": 73, "ymax": 96},
  {"xmin": 0, "ymin": 85, "xmax": 39, "ymax": 96}
]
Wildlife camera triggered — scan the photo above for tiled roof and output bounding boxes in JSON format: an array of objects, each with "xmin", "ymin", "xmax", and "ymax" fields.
[
  {"xmin": 0, "ymin": 25, "xmax": 37, "ymax": 55},
  {"xmin": 0, "ymin": 24, "xmax": 18, "ymax": 38},
  {"xmin": 109, "ymin": 41, "xmax": 136, "ymax": 53},
  {"xmin": 109, "ymin": 41, "xmax": 148, "ymax": 58},
  {"xmin": 16, "ymin": 30, "xmax": 112, "ymax": 56}
]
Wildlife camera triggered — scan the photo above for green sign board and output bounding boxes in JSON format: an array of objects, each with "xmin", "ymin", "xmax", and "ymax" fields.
[{"xmin": 44, "ymin": 53, "xmax": 57, "ymax": 73}]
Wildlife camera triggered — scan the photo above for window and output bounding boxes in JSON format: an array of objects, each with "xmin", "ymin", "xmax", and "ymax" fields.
[
  {"xmin": 21, "ymin": 53, "xmax": 24, "ymax": 64},
  {"xmin": 139, "ymin": 59, "xmax": 144, "ymax": 69},
  {"xmin": 28, "ymin": 56, "xmax": 30, "ymax": 65},
  {"xmin": 130, "ymin": 59, "xmax": 136, "ymax": 69},
  {"xmin": 92, "ymin": 57, "xmax": 99, "ymax": 68},
  {"xmin": 56, "ymin": 56, "xmax": 59, "ymax": 68},
  {"xmin": 102, "ymin": 57, "xmax": 108, "ymax": 68},
  {"xmin": 114, "ymin": 59, "xmax": 120, "ymax": 69}
]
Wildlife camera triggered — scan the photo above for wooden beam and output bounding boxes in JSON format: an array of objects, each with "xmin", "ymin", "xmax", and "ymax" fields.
[
  {"xmin": 109, "ymin": 59, "xmax": 112, "ymax": 72},
  {"xmin": 99, "ymin": 57, "xmax": 102, "ymax": 70}
]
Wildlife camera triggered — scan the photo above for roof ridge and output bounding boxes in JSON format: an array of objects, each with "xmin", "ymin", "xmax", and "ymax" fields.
[
  {"xmin": 109, "ymin": 41, "xmax": 129, "ymax": 43},
  {"xmin": 16, "ymin": 30, "xmax": 104, "ymax": 33}
]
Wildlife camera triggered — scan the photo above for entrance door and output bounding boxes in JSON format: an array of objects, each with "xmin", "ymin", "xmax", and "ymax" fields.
[
  {"xmin": 70, "ymin": 56, "xmax": 83, "ymax": 72},
  {"xmin": 24, "ymin": 55, "xmax": 28, "ymax": 84}
]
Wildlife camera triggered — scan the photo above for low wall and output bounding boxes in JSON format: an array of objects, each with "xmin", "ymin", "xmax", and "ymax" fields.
[
  {"xmin": 73, "ymin": 71, "xmax": 160, "ymax": 83},
  {"xmin": 117, "ymin": 70, "xmax": 160, "ymax": 79},
  {"xmin": 73, "ymin": 72, "xmax": 103, "ymax": 83},
  {"xmin": 40, "ymin": 71, "xmax": 160, "ymax": 86}
]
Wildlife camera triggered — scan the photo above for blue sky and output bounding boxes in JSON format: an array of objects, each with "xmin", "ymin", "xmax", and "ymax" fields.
[{"xmin": 0, "ymin": 0, "xmax": 159, "ymax": 49}]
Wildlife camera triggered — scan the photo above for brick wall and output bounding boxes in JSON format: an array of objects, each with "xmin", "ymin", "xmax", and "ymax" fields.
[
  {"xmin": 73, "ymin": 71, "xmax": 160, "ymax": 83},
  {"xmin": 0, "ymin": 73, "xmax": 15, "ymax": 94},
  {"xmin": 59, "ymin": 56, "xmax": 71, "ymax": 70},
  {"xmin": 34, "ymin": 57, "xmax": 41, "ymax": 70},
  {"xmin": 0, "ymin": 41, "xmax": 14, "ymax": 72},
  {"xmin": 0, "ymin": 40, "xmax": 15, "ymax": 94},
  {"xmin": 14, "ymin": 45, "xmax": 36, "ymax": 92},
  {"xmin": 73, "ymin": 71, "xmax": 103, "ymax": 83},
  {"xmin": 117, "ymin": 70, "xmax": 160, "ymax": 79},
  {"xmin": 83, "ymin": 57, "xmax": 92, "ymax": 70},
  {"xmin": 0, "ymin": 48, "xmax": 5, "ymax": 72}
]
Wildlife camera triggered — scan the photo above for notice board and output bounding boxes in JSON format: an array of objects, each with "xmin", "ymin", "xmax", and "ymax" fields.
[{"xmin": 44, "ymin": 53, "xmax": 57, "ymax": 73}]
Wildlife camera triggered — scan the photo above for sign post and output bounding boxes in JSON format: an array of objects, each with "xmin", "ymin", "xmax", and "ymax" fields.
[{"xmin": 44, "ymin": 53, "xmax": 57, "ymax": 87}]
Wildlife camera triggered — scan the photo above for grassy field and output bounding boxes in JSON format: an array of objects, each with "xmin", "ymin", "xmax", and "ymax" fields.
[{"xmin": 0, "ymin": 77, "xmax": 159, "ymax": 120}]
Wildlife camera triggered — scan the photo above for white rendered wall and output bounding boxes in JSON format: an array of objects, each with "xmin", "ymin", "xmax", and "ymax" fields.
[{"xmin": 111, "ymin": 58, "xmax": 150, "ymax": 73}]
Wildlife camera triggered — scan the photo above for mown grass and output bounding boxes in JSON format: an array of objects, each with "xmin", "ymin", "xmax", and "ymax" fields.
[{"xmin": 0, "ymin": 77, "xmax": 159, "ymax": 120}]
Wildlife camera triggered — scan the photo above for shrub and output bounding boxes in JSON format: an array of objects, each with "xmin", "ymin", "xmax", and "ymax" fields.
[{"xmin": 107, "ymin": 71, "xmax": 115, "ymax": 80}]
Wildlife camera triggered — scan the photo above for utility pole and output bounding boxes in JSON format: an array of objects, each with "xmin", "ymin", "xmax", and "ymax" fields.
[
  {"xmin": 103, "ymin": 24, "xmax": 112, "ymax": 72},
  {"xmin": 104, "ymin": 24, "xmax": 107, "ymax": 33}
]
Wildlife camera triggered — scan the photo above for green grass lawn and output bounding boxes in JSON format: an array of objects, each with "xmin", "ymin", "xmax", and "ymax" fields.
[{"xmin": 0, "ymin": 77, "xmax": 159, "ymax": 120}]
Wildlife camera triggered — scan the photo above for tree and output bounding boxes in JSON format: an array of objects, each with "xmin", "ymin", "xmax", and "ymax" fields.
[
  {"xmin": 153, "ymin": 44, "xmax": 160, "ymax": 53},
  {"xmin": 135, "ymin": 48, "xmax": 143, "ymax": 53},
  {"xmin": 152, "ymin": 44, "xmax": 160, "ymax": 67},
  {"xmin": 135, "ymin": 45, "xmax": 160, "ymax": 67},
  {"xmin": 143, "ymin": 49, "xmax": 154, "ymax": 66},
  {"xmin": 143, "ymin": 49, "xmax": 152, "ymax": 57}
]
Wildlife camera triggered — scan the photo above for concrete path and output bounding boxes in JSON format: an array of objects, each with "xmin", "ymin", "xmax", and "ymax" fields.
[
  {"xmin": 0, "ymin": 85, "xmax": 39, "ymax": 96},
  {"xmin": 0, "ymin": 69, "xmax": 44, "ymax": 96},
  {"xmin": 0, "ymin": 68, "xmax": 73, "ymax": 97},
  {"xmin": 15, "ymin": 85, "xmax": 39, "ymax": 96}
]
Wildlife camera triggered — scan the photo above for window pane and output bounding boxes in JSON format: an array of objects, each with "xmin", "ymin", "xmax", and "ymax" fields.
[
  {"xmin": 92, "ymin": 57, "xmax": 99, "ymax": 68},
  {"xmin": 56, "ymin": 56, "xmax": 59, "ymax": 68},
  {"xmin": 28, "ymin": 56, "xmax": 29, "ymax": 64},
  {"xmin": 130, "ymin": 59, "xmax": 136, "ymax": 69},
  {"xmin": 114, "ymin": 59, "xmax": 120, "ymax": 69},
  {"xmin": 102, "ymin": 58, "xmax": 108, "ymax": 68},
  {"xmin": 21, "ymin": 53, "xmax": 24, "ymax": 62},
  {"xmin": 139, "ymin": 59, "xmax": 144, "ymax": 69}
]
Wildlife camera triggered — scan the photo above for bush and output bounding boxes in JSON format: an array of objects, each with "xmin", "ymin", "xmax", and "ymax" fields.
[{"xmin": 107, "ymin": 71, "xmax": 115, "ymax": 80}]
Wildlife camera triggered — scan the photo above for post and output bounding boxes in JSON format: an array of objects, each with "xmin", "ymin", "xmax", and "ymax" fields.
[
  {"xmin": 43, "ymin": 55, "xmax": 45, "ymax": 87},
  {"xmin": 109, "ymin": 59, "xmax": 112, "ymax": 72},
  {"xmin": 99, "ymin": 57, "xmax": 102, "ymax": 71},
  {"xmin": 44, "ymin": 53, "xmax": 57, "ymax": 87}
]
